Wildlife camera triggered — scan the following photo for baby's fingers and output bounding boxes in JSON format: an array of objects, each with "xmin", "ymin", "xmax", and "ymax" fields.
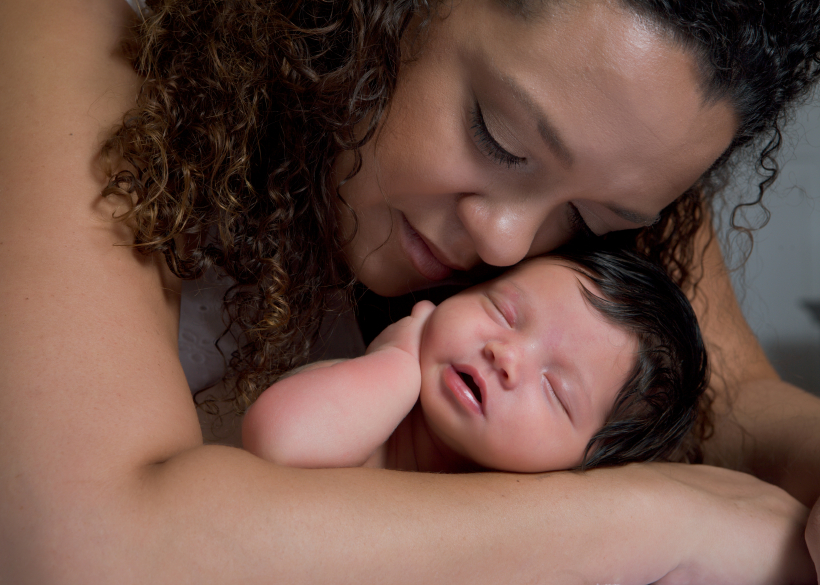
[
  {"xmin": 410, "ymin": 300, "xmax": 436, "ymax": 321},
  {"xmin": 394, "ymin": 301, "xmax": 436, "ymax": 354},
  {"xmin": 366, "ymin": 301, "xmax": 436, "ymax": 359}
]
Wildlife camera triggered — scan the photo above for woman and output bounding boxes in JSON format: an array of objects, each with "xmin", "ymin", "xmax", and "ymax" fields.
[{"xmin": 1, "ymin": 0, "xmax": 818, "ymax": 582}]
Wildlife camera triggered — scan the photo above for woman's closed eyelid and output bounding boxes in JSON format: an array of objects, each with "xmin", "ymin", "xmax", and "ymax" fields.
[
  {"xmin": 470, "ymin": 102, "xmax": 527, "ymax": 168},
  {"xmin": 567, "ymin": 202, "xmax": 597, "ymax": 239}
]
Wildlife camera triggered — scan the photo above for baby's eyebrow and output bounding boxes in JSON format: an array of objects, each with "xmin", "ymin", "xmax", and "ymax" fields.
[
  {"xmin": 507, "ymin": 280, "xmax": 525, "ymax": 302},
  {"xmin": 561, "ymin": 278, "xmax": 603, "ymax": 423}
]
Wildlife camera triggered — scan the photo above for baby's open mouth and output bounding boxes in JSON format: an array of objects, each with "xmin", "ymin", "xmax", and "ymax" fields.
[{"xmin": 459, "ymin": 372, "xmax": 482, "ymax": 403}]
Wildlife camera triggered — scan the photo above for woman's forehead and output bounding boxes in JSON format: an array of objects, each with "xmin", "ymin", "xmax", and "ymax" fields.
[{"xmin": 449, "ymin": 0, "xmax": 736, "ymax": 207}]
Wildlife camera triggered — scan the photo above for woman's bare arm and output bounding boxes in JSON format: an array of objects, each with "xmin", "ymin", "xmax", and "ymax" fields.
[
  {"xmin": 0, "ymin": 1, "xmax": 813, "ymax": 584},
  {"xmin": 691, "ymin": 226, "xmax": 820, "ymax": 577},
  {"xmin": 693, "ymin": 226, "xmax": 820, "ymax": 507}
]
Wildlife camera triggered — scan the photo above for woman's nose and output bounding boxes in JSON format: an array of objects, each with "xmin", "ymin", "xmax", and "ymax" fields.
[
  {"xmin": 483, "ymin": 340, "xmax": 520, "ymax": 389},
  {"xmin": 456, "ymin": 193, "xmax": 552, "ymax": 267}
]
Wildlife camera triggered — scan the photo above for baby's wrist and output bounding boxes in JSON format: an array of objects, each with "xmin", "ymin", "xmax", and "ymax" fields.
[
  {"xmin": 368, "ymin": 343, "xmax": 419, "ymax": 366},
  {"xmin": 366, "ymin": 344, "xmax": 422, "ymax": 388}
]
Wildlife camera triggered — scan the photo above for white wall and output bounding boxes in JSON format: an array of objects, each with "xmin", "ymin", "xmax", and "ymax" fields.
[{"xmin": 720, "ymin": 94, "xmax": 820, "ymax": 395}]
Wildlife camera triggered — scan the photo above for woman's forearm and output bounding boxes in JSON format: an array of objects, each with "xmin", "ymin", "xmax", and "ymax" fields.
[
  {"xmin": 690, "ymin": 223, "xmax": 820, "ymax": 507},
  {"xmin": 3, "ymin": 447, "xmax": 813, "ymax": 585},
  {"xmin": 707, "ymin": 376, "xmax": 820, "ymax": 507}
]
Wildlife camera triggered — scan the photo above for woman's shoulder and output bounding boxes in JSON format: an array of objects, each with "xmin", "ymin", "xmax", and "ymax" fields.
[
  {"xmin": 0, "ymin": 0, "xmax": 200, "ymax": 453},
  {"xmin": 0, "ymin": 0, "xmax": 140, "ymax": 124},
  {"xmin": 0, "ymin": 0, "xmax": 141, "ymax": 225}
]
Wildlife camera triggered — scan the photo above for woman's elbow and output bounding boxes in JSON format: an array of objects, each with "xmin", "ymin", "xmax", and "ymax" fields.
[{"xmin": 0, "ymin": 469, "xmax": 154, "ymax": 584}]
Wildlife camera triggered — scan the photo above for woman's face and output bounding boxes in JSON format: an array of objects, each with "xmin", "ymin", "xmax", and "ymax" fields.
[{"xmin": 334, "ymin": 0, "xmax": 737, "ymax": 297}]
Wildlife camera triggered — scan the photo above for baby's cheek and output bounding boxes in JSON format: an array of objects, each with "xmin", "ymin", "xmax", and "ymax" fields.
[
  {"xmin": 490, "ymin": 420, "xmax": 584, "ymax": 473},
  {"xmin": 417, "ymin": 358, "xmax": 438, "ymax": 409},
  {"xmin": 417, "ymin": 322, "xmax": 442, "ymax": 383}
]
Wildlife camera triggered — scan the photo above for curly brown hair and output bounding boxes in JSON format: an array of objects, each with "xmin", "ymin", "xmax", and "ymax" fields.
[
  {"xmin": 101, "ymin": 0, "xmax": 820, "ymax": 416},
  {"xmin": 103, "ymin": 0, "xmax": 429, "ymax": 411}
]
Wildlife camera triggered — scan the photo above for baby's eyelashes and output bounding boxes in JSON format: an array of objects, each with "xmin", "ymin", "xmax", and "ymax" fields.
[
  {"xmin": 543, "ymin": 374, "xmax": 570, "ymax": 420},
  {"xmin": 486, "ymin": 292, "xmax": 515, "ymax": 328}
]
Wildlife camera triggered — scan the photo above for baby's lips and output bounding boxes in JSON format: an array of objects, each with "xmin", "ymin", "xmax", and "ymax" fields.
[
  {"xmin": 443, "ymin": 365, "xmax": 485, "ymax": 416},
  {"xmin": 454, "ymin": 363, "xmax": 488, "ymax": 408}
]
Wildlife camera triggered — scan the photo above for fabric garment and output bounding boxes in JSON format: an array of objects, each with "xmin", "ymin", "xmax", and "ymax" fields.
[{"xmin": 178, "ymin": 269, "xmax": 238, "ymax": 392}]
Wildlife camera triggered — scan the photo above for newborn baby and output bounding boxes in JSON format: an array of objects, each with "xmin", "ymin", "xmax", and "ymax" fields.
[{"xmin": 243, "ymin": 248, "xmax": 709, "ymax": 473}]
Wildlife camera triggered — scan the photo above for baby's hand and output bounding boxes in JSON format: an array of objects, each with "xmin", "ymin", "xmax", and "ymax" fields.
[{"xmin": 366, "ymin": 301, "xmax": 436, "ymax": 363}]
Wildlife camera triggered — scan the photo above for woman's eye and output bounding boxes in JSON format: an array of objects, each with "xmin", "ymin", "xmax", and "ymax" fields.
[
  {"xmin": 471, "ymin": 103, "xmax": 526, "ymax": 169},
  {"xmin": 567, "ymin": 202, "xmax": 597, "ymax": 240}
]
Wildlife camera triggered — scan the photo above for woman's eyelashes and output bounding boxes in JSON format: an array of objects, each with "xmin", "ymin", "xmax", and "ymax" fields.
[
  {"xmin": 470, "ymin": 103, "xmax": 526, "ymax": 168},
  {"xmin": 567, "ymin": 202, "xmax": 597, "ymax": 239}
]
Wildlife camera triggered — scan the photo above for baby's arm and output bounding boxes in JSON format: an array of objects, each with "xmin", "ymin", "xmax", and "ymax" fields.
[{"xmin": 242, "ymin": 301, "xmax": 435, "ymax": 468}]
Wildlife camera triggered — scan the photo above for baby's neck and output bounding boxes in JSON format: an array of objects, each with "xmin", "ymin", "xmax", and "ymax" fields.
[{"xmin": 385, "ymin": 403, "xmax": 483, "ymax": 473}]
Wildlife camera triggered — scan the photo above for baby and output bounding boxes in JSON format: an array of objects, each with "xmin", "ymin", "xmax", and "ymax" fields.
[{"xmin": 242, "ymin": 248, "xmax": 709, "ymax": 473}]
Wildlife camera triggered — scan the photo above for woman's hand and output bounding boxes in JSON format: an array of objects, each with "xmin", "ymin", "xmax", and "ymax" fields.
[
  {"xmin": 366, "ymin": 300, "xmax": 436, "ymax": 362},
  {"xmin": 651, "ymin": 464, "xmax": 816, "ymax": 584}
]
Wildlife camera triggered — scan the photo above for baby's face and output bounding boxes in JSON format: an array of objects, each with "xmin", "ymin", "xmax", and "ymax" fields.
[{"xmin": 418, "ymin": 257, "xmax": 637, "ymax": 472}]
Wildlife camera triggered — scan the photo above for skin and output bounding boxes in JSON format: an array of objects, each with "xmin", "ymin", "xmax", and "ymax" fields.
[
  {"xmin": 1, "ymin": 0, "xmax": 818, "ymax": 583},
  {"xmin": 336, "ymin": 0, "xmax": 737, "ymax": 296},
  {"xmin": 242, "ymin": 259, "xmax": 636, "ymax": 474},
  {"xmin": 418, "ymin": 258, "xmax": 635, "ymax": 472}
]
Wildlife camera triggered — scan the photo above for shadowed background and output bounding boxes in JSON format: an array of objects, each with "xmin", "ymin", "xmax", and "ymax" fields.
[{"xmin": 722, "ymin": 92, "xmax": 820, "ymax": 396}]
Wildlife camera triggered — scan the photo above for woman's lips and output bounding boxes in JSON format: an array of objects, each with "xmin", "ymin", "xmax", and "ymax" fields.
[
  {"xmin": 443, "ymin": 365, "xmax": 484, "ymax": 415},
  {"xmin": 399, "ymin": 214, "xmax": 454, "ymax": 282}
]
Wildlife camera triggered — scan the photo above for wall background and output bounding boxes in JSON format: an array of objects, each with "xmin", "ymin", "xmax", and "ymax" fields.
[{"xmin": 720, "ymin": 94, "xmax": 820, "ymax": 396}]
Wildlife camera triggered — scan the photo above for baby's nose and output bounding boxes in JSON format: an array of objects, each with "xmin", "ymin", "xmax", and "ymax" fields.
[{"xmin": 483, "ymin": 340, "xmax": 520, "ymax": 389}]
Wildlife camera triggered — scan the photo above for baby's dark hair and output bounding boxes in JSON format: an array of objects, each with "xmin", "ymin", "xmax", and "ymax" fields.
[{"xmin": 550, "ymin": 246, "xmax": 710, "ymax": 470}]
